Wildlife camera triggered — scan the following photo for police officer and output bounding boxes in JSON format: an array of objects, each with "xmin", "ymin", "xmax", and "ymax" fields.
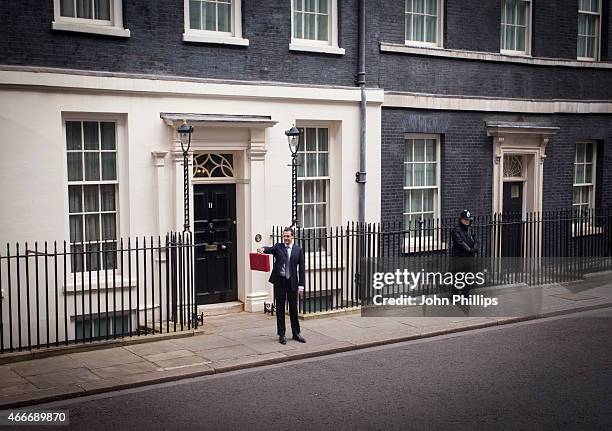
[{"xmin": 451, "ymin": 209, "xmax": 479, "ymax": 294}]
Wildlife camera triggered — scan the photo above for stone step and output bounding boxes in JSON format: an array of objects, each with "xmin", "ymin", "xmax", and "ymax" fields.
[{"xmin": 197, "ymin": 301, "xmax": 244, "ymax": 317}]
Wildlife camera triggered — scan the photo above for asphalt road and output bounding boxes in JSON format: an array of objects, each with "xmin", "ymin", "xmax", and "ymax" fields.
[{"xmin": 27, "ymin": 309, "xmax": 612, "ymax": 431}]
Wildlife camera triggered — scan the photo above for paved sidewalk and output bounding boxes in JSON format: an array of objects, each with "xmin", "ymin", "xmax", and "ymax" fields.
[{"xmin": 1, "ymin": 275, "xmax": 611, "ymax": 408}]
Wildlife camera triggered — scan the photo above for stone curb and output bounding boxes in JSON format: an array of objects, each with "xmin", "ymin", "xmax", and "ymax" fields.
[{"xmin": 1, "ymin": 301, "xmax": 610, "ymax": 409}]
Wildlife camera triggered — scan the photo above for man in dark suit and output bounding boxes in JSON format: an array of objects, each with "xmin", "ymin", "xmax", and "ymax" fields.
[{"xmin": 258, "ymin": 227, "xmax": 306, "ymax": 345}]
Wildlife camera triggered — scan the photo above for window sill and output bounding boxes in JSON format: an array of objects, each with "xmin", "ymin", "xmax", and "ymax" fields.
[
  {"xmin": 289, "ymin": 43, "xmax": 345, "ymax": 55},
  {"xmin": 499, "ymin": 49, "xmax": 531, "ymax": 57},
  {"xmin": 405, "ymin": 41, "xmax": 442, "ymax": 49},
  {"xmin": 403, "ymin": 240, "xmax": 447, "ymax": 254},
  {"xmin": 64, "ymin": 276, "xmax": 137, "ymax": 293},
  {"xmin": 379, "ymin": 42, "xmax": 612, "ymax": 69},
  {"xmin": 52, "ymin": 21, "xmax": 131, "ymax": 38},
  {"xmin": 183, "ymin": 33, "xmax": 249, "ymax": 46},
  {"xmin": 571, "ymin": 225, "xmax": 604, "ymax": 237}
]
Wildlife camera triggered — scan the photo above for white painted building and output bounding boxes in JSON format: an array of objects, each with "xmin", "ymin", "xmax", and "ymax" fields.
[{"xmin": 0, "ymin": 67, "xmax": 383, "ymax": 319}]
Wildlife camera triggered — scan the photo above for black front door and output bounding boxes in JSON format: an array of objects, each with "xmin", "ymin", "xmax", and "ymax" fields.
[
  {"xmin": 502, "ymin": 181, "xmax": 524, "ymax": 257},
  {"xmin": 193, "ymin": 184, "xmax": 237, "ymax": 305}
]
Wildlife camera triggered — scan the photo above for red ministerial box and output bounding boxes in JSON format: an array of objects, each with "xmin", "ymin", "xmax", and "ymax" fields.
[{"xmin": 249, "ymin": 252, "xmax": 270, "ymax": 272}]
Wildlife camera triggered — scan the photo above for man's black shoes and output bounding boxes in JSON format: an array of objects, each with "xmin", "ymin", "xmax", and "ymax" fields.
[
  {"xmin": 292, "ymin": 333, "xmax": 306, "ymax": 343},
  {"xmin": 278, "ymin": 334, "xmax": 305, "ymax": 344}
]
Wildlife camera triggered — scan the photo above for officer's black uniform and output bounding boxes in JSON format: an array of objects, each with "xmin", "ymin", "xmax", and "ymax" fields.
[{"xmin": 450, "ymin": 210, "xmax": 479, "ymax": 294}]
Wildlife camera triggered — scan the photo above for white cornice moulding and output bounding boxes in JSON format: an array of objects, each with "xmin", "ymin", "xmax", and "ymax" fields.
[
  {"xmin": 0, "ymin": 67, "xmax": 384, "ymax": 104},
  {"xmin": 383, "ymin": 91, "xmax": 612, "ymax": 114},
  {"xmin": 160, "ymin": 113, "xmax": 278, "ymax": 128},
  {"xmin": 380, "ymin": 42, "xmax": 612, "ymax": 69}
]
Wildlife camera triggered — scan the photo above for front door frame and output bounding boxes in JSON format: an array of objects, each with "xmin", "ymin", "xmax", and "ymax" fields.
[
  {"xmin": 193, "ymin": 182, "xmax": 238, "ymax": 305},
  {"xmin": 190, "ymin": 151, "xmax": 243, "ymax": 307},
  {"xmin": 501, "ymin": 179, "xmax": 525, "ymax": 258},
  {"xmin": 161, "ymin": 114, "xmax": 278, "ymax": 311},
  {"xmin": 487, "ymin": 122, "xmax": 559, "ymax": 258}
]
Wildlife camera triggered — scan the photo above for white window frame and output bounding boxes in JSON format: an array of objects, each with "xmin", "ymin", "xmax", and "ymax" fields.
[
  {"xmin": 404, "ymin": 0, "xmax": 444, "ymax": 48},
  {"xmin": 403, "ymin": 134, "xmax": 443, "ymax": 251},
  {"xmin": 290, "ymin": 0, "xmax": 344, "ymax": 55},
  {"xmin": 500, "ymin": 0, "xmax": 532, "ymax": 56},
  {"xmin": 52, "ymin": 0, "xmax": 130, "ymax": 38},
  {"xmin": 63, "ymin": 113, "xmax": 126, "ymax": 278},
  {"xmin": 183, "ymin": 0, "xmax": 249, "ymax": 46},
  {"xmin": 297, "ymin": 127, "xmax": 330, "ymax": 234},
  {"xmin": 572, "ymin": 141, "xmax": 601, "ymax": 236},
  {"xmin": 577, "ymin": 0, "xmax": 601, "ymax": 61},
  {"xmin": 65, "ymin": 119, "xmax": 119, "ymax": 273}
]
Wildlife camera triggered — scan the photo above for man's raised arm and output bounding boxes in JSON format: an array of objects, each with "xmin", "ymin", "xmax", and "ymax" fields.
[{"xmin": 257, "ymin": 246, "xmax": 275, "ymax": 254}]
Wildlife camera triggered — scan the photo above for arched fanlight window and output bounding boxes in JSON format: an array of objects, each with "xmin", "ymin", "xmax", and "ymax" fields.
[
  {"xmin": 193, "ymin": 153, "xmax": 234, "ymax": 178},
  {"xmin": 503, "ymin": 154, "xmax": 523, "ymax": 178}
]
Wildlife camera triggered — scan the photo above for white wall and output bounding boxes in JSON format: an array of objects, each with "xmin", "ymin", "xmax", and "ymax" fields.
[
  {"xmin": 0, "ymin": 81, "xmax": 382, "ymax": 244},
  {"xmin": 0, "ymin": 71, "xmax": 383, "ymax": 317}
]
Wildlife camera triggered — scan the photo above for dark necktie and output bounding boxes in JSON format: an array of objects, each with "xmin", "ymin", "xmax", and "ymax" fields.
[{"xmin": 285, "ymin": 247, "xmax": 291, "ymax": 279}]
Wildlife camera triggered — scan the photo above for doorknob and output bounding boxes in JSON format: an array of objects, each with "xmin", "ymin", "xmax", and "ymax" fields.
[{"xmin": 208, "ymin": 222, "xmax": 215, "ymax": 233}]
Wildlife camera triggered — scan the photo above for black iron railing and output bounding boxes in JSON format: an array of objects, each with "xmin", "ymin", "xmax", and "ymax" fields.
[
  {"xmin": 0, "ymin": 232, "xmax": 195, "ymax": 353},
  {"xmin": 273, "ymin": 208, "xmax": 612, "ymax": 314}
]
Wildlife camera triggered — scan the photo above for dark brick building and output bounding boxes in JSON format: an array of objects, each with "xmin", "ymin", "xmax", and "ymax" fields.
[{"xmin": 373, "ymin": 0, "xmax": 612, "ymax": 224}]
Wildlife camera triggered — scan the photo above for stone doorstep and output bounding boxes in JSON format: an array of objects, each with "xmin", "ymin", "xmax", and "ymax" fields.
[
  {"xmin": 0, "ymin": 302, "xmax": 611, "ymax": 409},
  {"xmin": 198, "ymin": 301, "xmax": 244, "ymax": 317}
]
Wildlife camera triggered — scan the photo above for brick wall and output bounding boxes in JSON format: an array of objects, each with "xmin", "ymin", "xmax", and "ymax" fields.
[
  {"xmin": 371, "ymin": 0, "xmax": 612, "ymax": 99},
  {"xmin": 532, "ymin": 0, "xmax": 577, "ymax": 59},
  {"xmin": 604, "ymin": 0, "xmax": 612, "ymax": 61},
  {"xmin": 445, "ymin": 0, "xmax": 500, "ymax": 53},
  {"xmin": 377, "ymin": 54, "xmax": 612, "ymax": 99},
  {"xmin": 381, "ymin": 109, "xmax": 612, "ymax": 222},
  {"xmin": 0, "ymin": 0, "xmax": 358, "ymax": 86}
]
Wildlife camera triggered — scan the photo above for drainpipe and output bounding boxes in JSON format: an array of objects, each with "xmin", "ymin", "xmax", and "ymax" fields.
[{"xmin": 356, "ymin": 0, "xmax": 366, "ymax": 224}]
